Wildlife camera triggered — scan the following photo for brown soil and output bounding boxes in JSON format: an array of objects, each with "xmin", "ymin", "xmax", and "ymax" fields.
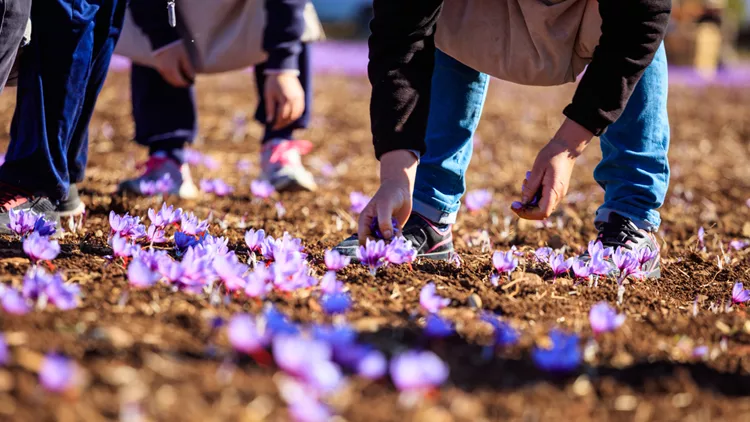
[{"xmin": 0, "ymin": 71, "xmax": 749, "ymax": 422}]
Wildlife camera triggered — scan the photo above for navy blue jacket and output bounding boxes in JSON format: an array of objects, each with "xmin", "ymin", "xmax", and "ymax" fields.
[{"xmin": 129, "ymin": 0, "xmax": 306, "ymax": 70}]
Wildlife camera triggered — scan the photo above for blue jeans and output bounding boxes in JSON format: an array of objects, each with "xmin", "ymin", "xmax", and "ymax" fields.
[
  {"xmin": 413, "ymin": 46, "xmax": 670, "ymax": 230},
  {"xmin": 0, "ymin": 0, "xmax": 126, "ymax": 201},
  {"xmin": 131, "ymin": 43, "xmax": 312, "ymax": 151}
]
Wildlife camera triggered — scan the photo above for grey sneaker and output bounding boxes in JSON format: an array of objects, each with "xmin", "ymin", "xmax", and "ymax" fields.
[
  {"xmin": 588, "ymin": 212, "xmax": 661, "ymax": 279},
  {"xmin": 56, "ymin": 184, "xmax": 85, "ymax": 217},
  {"xmin": 117, "ymin": 153, "xmax": 199, "ymax": 199},
  {"xmin": 261, "ymin": 139, "xmax": 317, "ymax": 192}
]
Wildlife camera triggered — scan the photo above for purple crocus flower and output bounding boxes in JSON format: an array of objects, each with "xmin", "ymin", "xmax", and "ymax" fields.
[
  {"xmin": 44, "ymin": 275, "xmax": 80, "ymax": 310},
  {"xmin": 288, "ymin": 396, "xmax": 331, "ymax": 422},
  {"xmin": 175, "ymin": 247, "xmax": 216, "ymax": 293},
  {"xmin": 157, "ymin": 258, "xmax": 185, "ymax": 284},
  {"xmin": 200, "ymin": 178, "xmax": 234, "ymax": 196},
  {"xmin": 273, "ymin": 335, "xmax": 343, "ymax": 393},
  {"xmin": 464, "ymin": 189, "xmax": 492, "ymax": 212},
  {"xmin": 424, "ymin": 314, "xmax": 454, "ymax": 338},
  {"xmin": 321, "ymin": 292, "xmax": 352, "ymax": 314},
  {"xmin": 213, "ymin": 253, "xmax": 248, "ymax": 292},
  {"xmin": 589, "ymin": 302, "xmax": 626, "ymax": 335},
  {"xmin": 184, "ymin": 148, "xmax": 203, "ymax": 166},
  {"xmin": 146, "ymin": 225, "xmax": 166, "ymax": 244},
  {"xmin": 390, "ymin": 350, "xmax": 449, "ymax": 391},
  {"xmin": 154, "ymin": 173, "xmax": 174, "ymax": 194},
  {"xmin": 588, "ymin": 240, "xmax": 613, "ymax": 259},
  {"xmin": 612, "ymin": 247, "xmax": 638, "ymax": 276},
  {"xmin": 384, "ymin": 236, "xmax": 417, "ymax": 265},
  {"xmin": 244, "ymin": 229, "xmax": 266, "ymax": 254},
  {"xmin": 369, "ymin": 217, "xmax": 399, "ymax": 240},
  {"xmin": 571, "ymin": 260, "xmax": 592, "ymax": 280},
  {"xmin": 109, "ymin": 211, "xmax": 146, "ymax": 240},
  {"xmin": 324, "ymin": 249, "xmax": 350, "ymax": 272},
  {"xmin": 480, "ymin": 312, "xmax": 520, "ymax": 347},
  {"xmin": 174, "ymin": 231, "xmax": 199, "ymax": 252},
  {"xmin": 180, "ymin": 212, "xmax": 209, "ymax": 236},
  {"xmin": 251, "ymin": 180, "xmax": 275, "ymax": 199},
  {"xmin": 356, "ymin": 239, "xmax": 387, "ymax": 274},
  {"xmin": 111, "ymin": 234, "xmax": 135, "ymax": 259},
  {"xmin": 33, "ymin": 217, "xmax": 57, "ymax": 237},
  {"xmin": 637, "ymin": 247, "xmax": 658, "ymax": 266},
  {"xmin": 534, "ymin": 247, "xmax": 554, "ymax": 263},
  {"xmin": 532, "ymin": 330, "xmax": 581, "ymax": 373},
  {"xmin": 492, "ymin": 250, "xmax": 518, "ymax": 277},
  {"xmin": 357, "ymin": 350, "xmax": 387, "ymax": 379},
  {"xmin": 148, "ymin": 203, "xmax": 182, "ymax": 228},
  {"xmin": 264, "ymin": 306, "xmax": 300, "ymax": 335},
  {"xmin": 139, "ymin": 180, "xmax": 158, "ymax": 196},
  {"xmin": 698, "ymin": 226, "xmax": 705, "ymax": 250},
  {"xmin": 1, "ymin": 287, "xmax": 30, "ymax": 315},
  {"xmin": 39, "ymin": 354, "xmax": 77, "ymax": 393},
  {"xmin": 7, "ymin": 208, "xmax": 39, "ymax": 236},
  {"xmin": 127, "ymin": 258, "xmax": 160, "ymax": 289},
  {"xmin": 236, "ymin": 158, "xmax": 252, "ymax": 173},
  {"xmin": 549, "ymin": 253, "xmax": 573, "ymax": 278},
  {"xmin": 730, "ymin": 240, "xmax": 749, "ymax": 251},
  {"xmin": 319, "ymin": 271, "xmax": 344, "ymax": 295},
  {"xmin": 227, "ymin": 313, "xmax": 270, "ymax": 354},
  {"xmin": 22, "ymin": 266, "xmax": 53, "ymax": 300},
  {"xmin": 588, "ymin": 250, "xmax": 611, "ymax": 276},
  {"xmin": 244, "ymin": 265, "xmax": 273, "ymax": 298},
  {"xmin": 419, "ymin": 282, "xmax": 450, "ymax": 313},
  {"xmin": 349, "ymin": 191, "xmax": 370, "ymax": 214},
  {"xmin": 23, "ymin": 232, "xmax": 60, "ymax": 263},
  {"xmin": 731, "ymin": 282, "xmax": 750, "ymax": 304},
  {"xmin": 0, "ymin": 334, "xmax": 7, "ymax": 365}
]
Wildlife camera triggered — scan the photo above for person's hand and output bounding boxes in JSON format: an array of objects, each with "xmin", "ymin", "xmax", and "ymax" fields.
[
  {"xmin": 358, "ymin": 150, "xmax": 419, "ymax": 244},
  {"xmin": 264, "ymin": 72, "xmax": 305, "ymax": 130},
  {"xmin": 153, "ymin": 41, "xmax": 195, "ymax": 88},
  {"xmin": 512, "ymin": 118, "xmax": 594, "ymax": 220}
]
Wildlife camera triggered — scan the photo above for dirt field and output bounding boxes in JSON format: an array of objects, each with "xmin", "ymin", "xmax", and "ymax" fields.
[{"xmin": 0, "ymin": 66, "xmax": 749, "ymax": 422}]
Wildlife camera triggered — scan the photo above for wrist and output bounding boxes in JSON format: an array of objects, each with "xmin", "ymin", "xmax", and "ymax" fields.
[
  {"xmin": 379, "ymin": 150, "xmax": 418, "ymax": 184},
  {"xmin": 552, "ymin": 118, "xmax": 595, "ymax": 157}
]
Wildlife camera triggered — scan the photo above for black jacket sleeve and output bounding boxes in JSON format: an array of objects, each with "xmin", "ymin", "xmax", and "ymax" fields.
[
  {"xmin": 263, "ymin": 0, "xmax": 306, "ymax": 71},
  {"xmin": 562, "ymin": 0, "xmax": 671, "ymax": 135},
  {"xmin": 129, "ymin": 0, "xmax": 181, "ymax": 51},
  {"xmin": 368, "ymin": 0, "xmax": 443, "ymax": 159}
]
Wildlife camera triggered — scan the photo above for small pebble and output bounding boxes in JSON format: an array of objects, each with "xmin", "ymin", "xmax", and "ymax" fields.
[
  {"xmin": 468, "ymin": 293, "xmax": 483, "ymax": 309},
  {"xmin": 614, "ymin": 395, "xmax": 638, "ymax": 411}
]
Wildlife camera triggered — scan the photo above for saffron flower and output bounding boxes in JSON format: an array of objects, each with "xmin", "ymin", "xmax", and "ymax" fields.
[
  {"xmin": 549, "ymin": 253, "xmax": 573, "ymax": 278},
  {"xmin": 251, "ymin": 180, "xmax": 275, "ymax": 199},
  {"xmin": 1, "ymin": 287, "xmax": 30, "ymax": 315},
  {"xmin": 227, "ymin": 313, "xmax": 270, "ymax": 354},
  {"xmin": 146, "ymin": 225, "xmax": 166, "ymax": 244},
  {"xmin": 319, "ymin": 271, "xmax": 344, "ymax": 295},
  {"xmin": 23, "ymin": 232, "xmax": 60, "ymax": 263},
  {"xmin": 174, "ymin": 231, "xmax": 199, "ymax": 252},
  {"xmin": 184, "ymin": 148, "xmax": 203, "ymax": 166},
  {"xmin": 321, "ymin": 292, "xmax": 352, "ymax": 314},
  {"xmin": 108, "ymin": 211, "xmax": 145, "ymax": 240},
  {"xmin": 424, "ymin": 314, "xmax": 454, "ymax": 338},
  {"xmin": 730, "ymin": 240, "xmax": 748, "ymax": 251},
  {"xmin": 369, "ymin": 217, "xmax": 399, "ymax": 239},
  {"xmin": 111, "ymin": 234, "xmax": 136, "ymax": 259},
  {"xmin": 148, "ymin": 203, "xmax": 182, "ymax": 228},
  {"xmin": 588, "ymin": 240, "xmax": 613, "ymax": 259},
  {"xmin": 356, "ymin": 239, "xmax": 387, "ymax": 274},
  {"xmin": 213, "ymin": 253, "xmax": 249, "ymax": 292},
  {"xmin": 244, "ymin": 265, "xmax": 273, "ymax": 298},
  {"xmin": 44, "ymin": 276, "xmax": 80, "ymax": 310},
  {"xmin": 637, "ymin": 247, "xmax": 658, "ymax": 266},
  {"xmin": 357, "ymin": 350, "xmax": 388, "ymax": 380},
  {"xmin": 264, "ymin": 306, "xmax": 300, "ymax": 336},
  {"xmin": 39, "ymin": 354, "xmax": 77, "ymax": 393},
  {"xmin": 180, "ymin": 212, "xmax": 209, "ymax": 236},
  {"xmin": 492, "ymin": 249, "xmax": 518, "ymax": 277},
  {"xmin": 33, "ymin": 217, "xmax": 57, "ymax": 237},
  {"xmin": 200, "ymin": 178, "xmax": 233, "ymax": 196},
  {"xmin": 464, "ymin": 189, "xmax": 492, "ymax": 212},
  {"xmin": 22, "ymin": 266, "xmax": 53, "ymax": 300},
  {"xmin": 731, "ymin": 282, "xmax": 750, "ymax": 304},
  {"xmin": 390, "ymin": 350, "xmax": 449, "ymax": 391},
  {"xmin": 244, "ymin": 228, "xmax": 266, "ymax": 254},
  {"xmin": 589, "ymin": 302, "xmax": 626, "ymax": 335},
  {"xmin": 384, "ymin": 236, "xmax": 417, "ymax": 265},
  {"xmin": 613, "ymin": 247, "xmax": 639, "ymax": 277},
  {"xmin": 127, "ymin": 258, "xmax": 160, "ymax": 289},
  {"xmin": 273, "ymin": 335, "xmax": 343, "ymax": 393},
  {"xmin": 324, "ymin": 249, "xmax": 350, "ymax": 272},
  {"xmin": 0, "ymin": 334, "xmax": 7, "ymax": 365},
  {"xmin": 698, "ymin": 226, "xmax": 705, "ymax": 249},
  {"xmin": 7, "ymin": 208, "xmax": 39, "ymax": 236},
  {"xmin": 532, "ymin": 330, "xmax": 581, "ymax": 373},
  {"xmin": 534, "ymin": 247, "xmax": 554, "ymax": 263},
  {"xmin": 349, "ymin": 191, "xmax": 370, "ymax": 214},
  {"xmin": 481, "ymin": 312, "xmax": 520, "ymax": 347},
  {"xmin": 571, "ymin": 260, "xmax": 592, "ymax": 280},
  {"xmin": 419, "ymin": 282, "xmax": 450, "ymax": 313}
]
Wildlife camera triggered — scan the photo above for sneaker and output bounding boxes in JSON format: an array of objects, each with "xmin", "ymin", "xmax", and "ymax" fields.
[
  {"xmin": 261, "ymin": 139, "xmax": 317, "ymax": 192},
  {"xmin": 333, "ymin": 213, "xmax": 454, "ymax": 261},
  {"xmin": 117, "ymin": 153, "xmax": 199, "ymax": 199},
  {"xmin": 0, "ymin": 183, "xmax": 59, "ymax": 235},
  {"xmin": 587, "ymin": 212, "xmax": 661, "ymax": 279},
  {"xmin": 56, "ymin": 184, "xmax": 85, "ymax": 217}
]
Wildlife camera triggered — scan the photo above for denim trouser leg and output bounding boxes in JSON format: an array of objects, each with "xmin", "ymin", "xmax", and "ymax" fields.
[
  {"xmin": 131, "ymin": 63, "xmax": 197, "ymax": 151},
  {"xmin": 412, "ymin": 50, "xmax": 490, "ymax": 224},
  {"xmin": 254, "ymin": 42, "xmax": 312, "ymax": 143},
  {"xmin": 0, "ymin": 0, "xmax": 126, "ymax": 201},
  {"xmin": 0, "ymin": 0, "xmax": 31, "ymax": 92},
  {"xmin": 594, "ymin": 43, "xmax": 670, "ymax": 231}
]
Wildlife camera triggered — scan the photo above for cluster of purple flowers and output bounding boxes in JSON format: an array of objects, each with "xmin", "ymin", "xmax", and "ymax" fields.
[
  {"xmin": 250, "ymin": 179, "xmax": 275, "ymax": 199},
  {"xmin": 138, "ymin": 173, "xmax": 174, "ymax": 196},
  {"xmin": 356, "ymin": 237, "xmax": 417, "ymax": 275},
  {"xmin": 492, "ymin": 249, "xmax": 519, "ymax": 281},
  {"xmin": 199, "ymin": 178, "xmax": 234, "ymax": 196},
  {"xmin": 7, "ymin": 209, "xmax": 57, "ymax": 238},
  {"xmin": 1, "ymin": 267, "xmax": 81, "ymax": 315}
]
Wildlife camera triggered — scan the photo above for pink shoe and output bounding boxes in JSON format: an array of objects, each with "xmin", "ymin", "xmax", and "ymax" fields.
[
  {"xmin": 261, "ymin": 139, "xmax": 317, "ymax": 192},
  {"xmin": 117, "ymin": 153, "xmax": 199, "ymax": 199}
]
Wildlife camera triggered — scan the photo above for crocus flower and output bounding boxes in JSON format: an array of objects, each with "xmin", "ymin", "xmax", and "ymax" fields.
[
  {"xmin": 157, "ymin": 258, "xmax": 184, "ymax": 284},
  {"xmin": 321, "ymin": 292, "xmax": 352, "ymax": 314},
  {"xmin": 154, "ymin": 173, "xmax": 174, "ymax": 193},
  {"xmin": 730, "ymin": 240, "xmax": 749, "ymax": 251},
  {"xmin": 534, "ymin": 247, "xmax": 554, "ymax": 263},
  {"xmin": 148, "ymin": 203, "xmax": 182, "ymax": 228},
  {"xmin": 251, "ymin": 180, "xmax": 275, "ymax": 199},
  {"xmin": 0, "ymin": 334, "xmax": 7, "ymax": 365},
  {"xmin": 174, "ymin": 231, "xmax": 199, "ymax": 252},
  {"xmin": 1, "ymin": 287, "xmax": 30, "ymax": 315},
  {"xmin": 324, "ymin": 249, "xmax": 350, "ymax": 272},
  {"xmin": 139, "ymin": 180, "xmax": 158, "ymax": 196},
  {"xmin": 698, "ymin": 226, "xmax": 705, "ymax": 249},
  {"xmin": 180, "ymin": 212, "xmax": 209, "ymax": 236},
  {"xmin": 464, "ymin": 189, "xmax": 492, "ymax": 212},
  {"xmin": 111, "ymin": 234, "xmax": 135, "ymax": 259},
  {"xmin": 731, "ymin": 282, "xmax": 750, "ymax": 304},
  {"xmin": 390, "ymin": 350, "xmax": 449, "ymax": 391},
  {"xmin": 273, "ymin": 335, "xmax": 343, "ymax": 393},
  {"xmin": 480, "ymin": 312, "xmax": 520, "ymax": 347},
  {"xmin": 612, "ymin": 247, "xmax": 638, "ymax": 276},
  {"xmin": 532, "ymin": 330, "xmax": 581, "ymax": 373},
  {"xmin": 146, "ymin": 225, "xmax": 166, "ymax": 244},
  {"xmin": 227, "ymin": 313, "xmax": 270, "ymax": 354},
  {"xmin": 637, "ymin": 247, "xmax": 658, "ymax": 266},
  {"xmin": 424, "ymin": 314, "xmax": 454, "ymax": 338},
  {"xmin": 549, "ymin": 253, "xmax": 573, "ymax": 278},
  {"xmin": 23, "ymin": 232, "xmax": 60, "ymax": 263},
  {"xmin": 33, "ymin": 217, "xmax": 57, "ymax": 238},
  {"xmin": 44, "ymin": 276, "xmax": 80, "ymax": 310},
  {"xmin": 349, "ymin": 191, "xmax": 370, "ymax": 214},
  {"xmin": 492, "ymin": 250, "xmax": 518, "ymax": 277},
  {"xmin": 369, "ymin": 217, "xmax": 399, "ymax": 240},
  {"xmin": 288, "ymin": 396, "xmax": 331, "ymax": 422},
  {"xmin": 22, "ymin": 266, "xmax": 53, "ymax": 300},
  {"xmin": 419, "ymin": 282, "xmax": 450, "ymax": 313},
  {"xmin": 384, "ymin": 236, "xmax": 417, "ymax": 265},
  {"xmin": 108, "ymin": 211, "xmax": 146, "ymax": 240},
  {"xmin": 587, "ymin": 240, "xmax": 613, "ymax": 259},
  {"xmin": 127, "ymin": 258, "xmax": 160, "ymax": 289},
  {"xmin": 184, "ymin": 148, "xmax": 203, "ymax": 166},
  {"xmin": 357, "ymin": 350, "xmax": 387, "ymax": 380},
  {"xmin": 244, "ymin": 228, "xmax": 266, "ymax": 254},
  {"xmin": 356, "ymin": 239, "xmax": 387, "ymax": 274},
  {"xmin": 244, "ymin": 265, "xmax": 273, "ymax": 298},
  {"xmin": 319, "ymin": 271, "xmax": 344, "ymax": 295},
  {"xmin": 571, "ymin": 260, "xmax": 592, "ymax": 280},
  {"xmin": 588, "ymin": 250, "xmax": 611, "ymax": 276},
  {"xmin": 200, "ymin": 178, "xmax": 233, "ymax": 196},
  {"xmin": 589, "ymin": 302, "xmax": 626, "ymax": 335},
  {"xmin": 236, "ymin": 158, "xmax": 252, "ymax": 173},
  {"xmin": 264, "ymin": 306, "xmax": 300, "ymax": 336},
  {"xmin": 7, "ymin": 208, "xmax": 39, "ymax": 236},
  {"xmin": 39, "ymin": 354, "xmax": 77, "ymax": 393},
  {"xmin": 213, "ymin": 253, "xmax": 248, "ymax": 292}
]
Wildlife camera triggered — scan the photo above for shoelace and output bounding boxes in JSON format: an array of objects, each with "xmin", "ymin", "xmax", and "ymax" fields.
[
  {"xmin": 596, "ymin": 221, "xmax": 645, "ymax": 250},
  {"xmin": 265, "ymin": 140, "xmax": 313, "ymax": 166}
]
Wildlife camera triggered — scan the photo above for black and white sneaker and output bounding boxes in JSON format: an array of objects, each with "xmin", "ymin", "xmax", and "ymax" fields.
[
  {"xmin": 333, "ymin": 213, "xmax": 454, "ymax": 261},
  {"xmin": 0, "ymin": 183, "xmax": 59, "ymax": 235},
  {"xmin": 589, "ymin": 212, "xmax": 661, "ymax": 279}
]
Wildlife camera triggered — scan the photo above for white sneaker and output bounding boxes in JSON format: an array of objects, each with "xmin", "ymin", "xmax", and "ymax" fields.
[
  {"xmin": 117, "ymin": 153, "xmax": 199, "ymax": 199},
  {"xmin": 260, "ymin": 139, "xmax": 317, "ymax": 192}
]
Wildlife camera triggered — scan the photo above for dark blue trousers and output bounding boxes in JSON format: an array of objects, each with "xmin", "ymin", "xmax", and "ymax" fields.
[
  {"xmin": 131, "ymin": 42, "xmax": 312, "ymax": 151},
  {"xmin": 0, "ymin": 0, "xmax": 127, "ymax": 201}
]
